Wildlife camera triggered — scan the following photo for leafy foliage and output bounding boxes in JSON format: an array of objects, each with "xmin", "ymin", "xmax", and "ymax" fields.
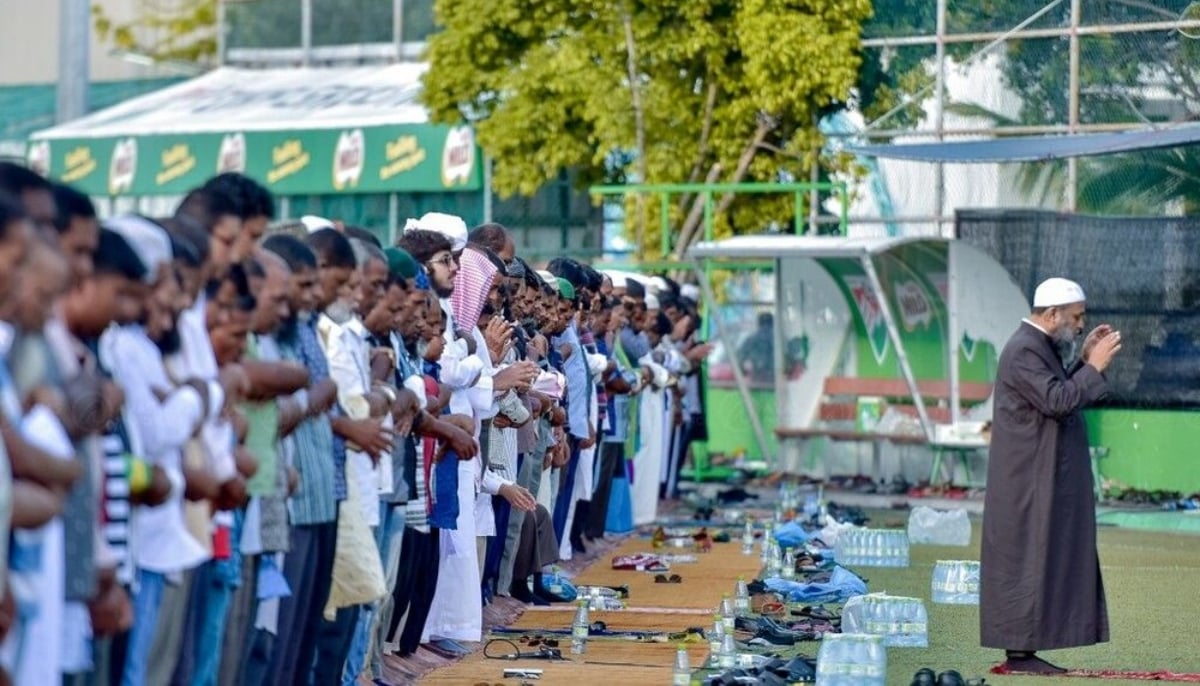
[
  {"xmin": 93, "ymin": 0, "xmax": 218, "ymax": 65},
  {"xmin": 422, "ymin": 0, "xmax": 873, "ymax": 259}
]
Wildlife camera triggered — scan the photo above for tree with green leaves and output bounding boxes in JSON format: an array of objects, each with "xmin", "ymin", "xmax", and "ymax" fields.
[
  {"xmin": 93, "ymin": 0, "xmax": 218, "ymax": 66},
  {"xmin": 422, "ymin": 0, "xmax": 873, "ymax": 260}
]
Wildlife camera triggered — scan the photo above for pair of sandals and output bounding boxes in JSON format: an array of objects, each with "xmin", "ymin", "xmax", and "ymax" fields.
[
  {"xmin": 704, "ymin": 656, "xmax": 816, "ymax": 685},
  {"xmin": 912, "ymin": 668, "xmax": 987, "ymax": 686}
]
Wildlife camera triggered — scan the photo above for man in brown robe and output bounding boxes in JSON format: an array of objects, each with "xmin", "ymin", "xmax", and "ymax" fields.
[{"xmin": 980, "ymin": 277, "xmax": 1123, "ymax": 675}]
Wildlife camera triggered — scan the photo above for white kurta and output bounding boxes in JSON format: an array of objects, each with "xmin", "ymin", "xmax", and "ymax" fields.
[
  {"xmin": 101, "ymin": 325, "xmax": 210, "ymax": 574},
  {"xmin": 631, "ymin": 385, "xmax": 666, "ymax": 526},
  {"xmin": 423, "ymin": 313, "xmax": 503, "ymax": 644},
  {"xmin": 319, "ymin": 315, "xmax": 386, "ymax": 527}
]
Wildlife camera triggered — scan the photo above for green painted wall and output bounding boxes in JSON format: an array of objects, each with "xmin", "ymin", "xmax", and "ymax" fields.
[
  {"xmin": 704, "ymin": 387, "xmax": 778, "ymax": 459},
  {"xmin": 1086, "ymin": 408, "xmax": 1200, "ymax": 494}
]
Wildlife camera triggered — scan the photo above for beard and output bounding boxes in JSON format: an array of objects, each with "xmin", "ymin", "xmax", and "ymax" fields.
[
  {"xmin": 324, "ymin": 299, "xmax": 355, "ymax": 325},
  {"xmin": 155, "ymin": 326, "xmax": 183, "ymax": 355},
  {"xmin": 434, "ymin": 281, "xmax": 454, "ymax": 299},
  {"xmin": 1052, "ymin": 324, "xmax": 1079, "ymax": 362}
]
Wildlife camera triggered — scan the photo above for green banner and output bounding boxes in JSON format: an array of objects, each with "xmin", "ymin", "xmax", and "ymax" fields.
[
  {"xmin": 28, "ymin": 124, "xmax": 481, "ymax": 197},
  {"xmin": 817, "ymin": 244, "xmax": 996, "ymax": 382}
]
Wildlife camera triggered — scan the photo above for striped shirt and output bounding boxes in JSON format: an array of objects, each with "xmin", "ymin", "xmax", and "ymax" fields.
[{"xmin": 280, "ymin": 318, "xmax": 342, "ymax": 525}]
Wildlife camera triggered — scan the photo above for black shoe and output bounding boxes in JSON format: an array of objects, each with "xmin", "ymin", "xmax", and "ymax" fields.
[
  {"xmin": 937, "ymin": 670, "xmax": 965, "ymax": 686},
  {"xmin": 510, "ymin": 580, "xmax": 536, "ymax": 604},
  {"xmin": 569, "ymin": 501, "xmax": 590, "ymax": 553},
  {"xmin": 1002, "ymin": 656, "xmax": 1066, "ymax": 675},
  {"xmin": 911, "ymin": 667, "xmax": 937, "ymax": 686}
]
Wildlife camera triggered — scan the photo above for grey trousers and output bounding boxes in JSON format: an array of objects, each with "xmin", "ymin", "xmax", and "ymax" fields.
[
  {"xmin": 369, "ymin": 504, "xmax": 406, "ymax": 679},
  {"xmin": 497, "ymin": 451, "xmax": 546, "ymax": 595},
  {"xmin": 145, "ymin": 569, "xmax": 194, "ymax": 686}
]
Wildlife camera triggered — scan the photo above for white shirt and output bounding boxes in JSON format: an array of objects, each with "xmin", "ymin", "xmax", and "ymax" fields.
[
  {"xmin": 318, "ymin": 314, "xmax": 388, "ymax": 526},
  {"xmin": 99, "ymin": 325, "xmax": 208, "ymax": 573}
]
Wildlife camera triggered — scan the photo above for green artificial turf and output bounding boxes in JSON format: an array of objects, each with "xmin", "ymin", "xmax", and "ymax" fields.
[{"xmin": 864, "ymin": 517, "xmax": 1200, "ymax": 685}]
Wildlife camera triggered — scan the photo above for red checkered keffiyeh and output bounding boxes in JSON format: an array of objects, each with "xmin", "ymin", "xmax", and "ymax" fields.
[{"xmin": 450, "ymin": 246, "xmax": 499, "ymax": 329}]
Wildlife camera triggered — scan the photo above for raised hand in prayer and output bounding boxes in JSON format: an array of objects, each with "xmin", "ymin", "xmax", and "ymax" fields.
[{"xmin": 1080, "ymin": 324, "xmax": 1113, "ymax": 364}]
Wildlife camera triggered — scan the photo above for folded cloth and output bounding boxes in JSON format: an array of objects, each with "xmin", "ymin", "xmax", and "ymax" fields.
[
  {"xmin": 764, "ymin": 566, "xmax": 867, "ymax": 603},
  {"xmin": 611, "ymin": 553, "xmax": 669, "ymax": 572},
  {"xmin": 773, "ymin": 521, "xmax": 818, "ymax": 548}
]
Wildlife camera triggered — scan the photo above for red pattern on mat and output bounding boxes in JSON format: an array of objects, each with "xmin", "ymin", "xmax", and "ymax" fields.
[{"xmin": 991, "ymin": 664, "xmax": 1200, "ymax": 681}]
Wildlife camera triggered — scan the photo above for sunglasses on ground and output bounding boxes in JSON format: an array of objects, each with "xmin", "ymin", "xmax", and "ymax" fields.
[{"xmin": 655, "ymin": 573, "xmax": 683, "ymax": 584}]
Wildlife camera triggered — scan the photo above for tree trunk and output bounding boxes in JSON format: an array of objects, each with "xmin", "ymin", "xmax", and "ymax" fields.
[
  {"xmin": 672, "ymin": 118, "xmax": 775, "ymax": 260},
  {"xmin": 622, "ymin": 10, "xmax": 649, "ymax": 259}
]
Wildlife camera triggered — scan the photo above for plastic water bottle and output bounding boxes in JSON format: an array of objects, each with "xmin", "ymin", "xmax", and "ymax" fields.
[
  {"xmin": 734, "ymin": 577, "xmax": 750, "ymax": 615},
  {"xmin": 672, "ymin": 644, "xmax": 691, "ymax": 685},
  {"xmin": 571, "ymin": 600, "xmax": 590, "ymax": 655},
  {"xmin": 720, "ymin": 595, "xmax": 736, "ymax": 632},
  {"xmin": 709, "ymin": 615, "xmax": 725, "ymax": 662},
  {"xmin": 719, "ymin": 633, "xmax": 736, "ymax": 669},
  {"xmin": 768, "ymin": 541, "xmax": 783, "ymax": 576},
  {"xmin": 782, "ymin": 549, "xmax": 796, "ymax": 580},
  {"xmin": 741, "ymin": 519, "xmax": 755, "ymax": 555}
]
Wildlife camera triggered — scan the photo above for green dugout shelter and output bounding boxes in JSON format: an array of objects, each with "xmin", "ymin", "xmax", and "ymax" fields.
[{"xmin": 688, "ymin": 235, "xmax": 1028, "ymax": 483}]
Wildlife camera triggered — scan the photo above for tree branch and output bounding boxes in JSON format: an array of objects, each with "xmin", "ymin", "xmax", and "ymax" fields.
[
  {"xmin": 622, "ymin": 9, "xmax": 649, "ymax": 259},
  {"xmin": 672, "ymin": 117, "xmax": 775, "ymax": 259},
  {"xmin": 677, "ymin": 81, "xmax": 719, "ymax": 214}
]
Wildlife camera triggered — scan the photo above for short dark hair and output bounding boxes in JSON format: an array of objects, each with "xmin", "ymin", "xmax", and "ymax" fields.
[
  {"xmin": 547, "ymin": 257, "xmax": 584, "ymax": 287},
  {"xmin": 168, "ymin": 231, "xmax": 202, "ymax": 267},
  {"xmin": 625, "ymin": 279, "xmax": 646, "ymax": 299},
  {"xmin": 94, "ymin": 228, "xmax": 148, "ymax": 282},
  {"xmin": 202, "ymin": 173, "xmax": 275, "ymax": 220},
  {"xmin": 206, "ymin": 261, "xmax": 256, "ymax": 312},
  {"xmin": 306, "ymin": 228, "xmax": 356, "ymax": 269},
  {"xmin": 653, "ymin": 311, "xmax": 672, "ymax": 336},
  {"xmin": 243, "ymin": 255, "xmax": 265, "ymax": 280},
  {"xmin": 0, "ymin": 191, "xmax": 28, "ymax": 241},
  {"xmin": 51, "ymin": 183, "xmax": 95, "ymax": 234},
  {"xmin": 0, "ymin": 162, "xmax": 51, "ymax": 198},
  {"xmin": 343, "ymin": 226, "xmax": 382, "ymax": 249},
  {"xmin": 263, "ymin": 233, "xmax": 317, "ymax": 272},
  {"xmin": 396, "ymin": 229, "xmax": 451, "ymax": 264},
  {"xmin": 157, "ymin": 215, "xmax": 211, "ymax": 267},
  {"xmin": 176, "ymin": 187, "xmax": 240, "ymax": 233},
  {"xmin": 468, "ymin": 222, "xmax": 509, "ymax": 255},
  {"xmin": 580, "ymin": 264, "xmax": 603, "ymax": 292},
  {"xmin": 516, "ymin": 256, "xmax": 541, "ymax": 290}
]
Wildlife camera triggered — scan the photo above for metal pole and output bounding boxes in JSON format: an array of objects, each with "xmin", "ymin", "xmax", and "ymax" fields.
[
  {"xmin": 808, "ymin": 161, "xmax": 819, "ymax": 235},
  {"xmin": 301, "ymin": 0, "xmax": 313, "ymax": 67},
  {"xmin": 947, "ymin": 243, "xmax": 961, "ymax": 425},
  {"xmin": 216, "ymin": 0, "xmax": 227, "ymax": 66},
  {"xmin": 861, "ymin": 15, "xmax": 1200, "ymax": 47},
  {"xmin": 861, "ymin": 255, "xmax": 934, "ymax": 440},
  {"xmin": 934, "ymin": 0, "xmax": 947, "ymax": 237},
  {"xmin": 57, "ymin": 0, "xmax": 90, "ymax": 123},
  {"xmin": 388, "ymin": 192, "xmax": 398, "ymax": 245},
  {"xmin": 1067, "ymin": 0, "xmax": 1082, "ymax": 212},
  {"xmin": 692, "ymin": 256, "xmax": 771, "ymax": 462},
  {"xmin": 393, "ymin": 0, "xmax": 404, "ymax": 60},
  {"xmin": 482, "ymin": 154, "xmax": 494, "ymax": 223}
]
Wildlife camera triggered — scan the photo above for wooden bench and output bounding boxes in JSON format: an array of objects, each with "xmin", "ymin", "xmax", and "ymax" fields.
[{"xmin": 776, "ymin": 376, "xmax": 993, "ymax": 445}]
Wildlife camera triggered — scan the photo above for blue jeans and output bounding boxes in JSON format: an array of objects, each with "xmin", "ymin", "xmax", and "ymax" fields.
[
  {"xmin": 190, "ymin": 559, "xmax": 238, "ymax": 686},
  {"xmin": 341, "ymin": 502, "xmax": 400, "ymax": 685},
  {"xmin": 121, "ymin": 569, "xmax": 167, "ymax": 686}
]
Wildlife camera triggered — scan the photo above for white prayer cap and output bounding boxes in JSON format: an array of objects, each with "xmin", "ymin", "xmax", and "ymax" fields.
[
  {"xmin": 103, "ymin": 215, "xmax": 171, "ymax": 283},
  {"xmin": 1033, "ymin": 277, "xmax": 1086, "ymax": 308},
  {"xmin": 537, "ymin": 270, "xmax": 559, "ymax": 290},
  {"xmin": 645, "ymin": 293, "xmax": 661, "ymax": 311},
  {"xmin": 604, "ymin": 271, "xmax": 628, "ymax": 288},
  {"xmin": 405, "ymin": 212, "xmax": 468, "ymax": 252},
  {"xmin": 300, "ymin": 215, "xmax": 335, "ymax": 233},
  {"xmin": 648, "ymin": 276, "xmax": 667, "ymax": 294},
  {"xmin": 681, "ymin": 284, "xmax": 700, "ymax": 303}
]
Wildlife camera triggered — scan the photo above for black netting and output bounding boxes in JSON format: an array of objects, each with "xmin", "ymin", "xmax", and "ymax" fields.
[{"xmin": 957, "ymin": 208, "xmax": 1200, "ymax": 408}]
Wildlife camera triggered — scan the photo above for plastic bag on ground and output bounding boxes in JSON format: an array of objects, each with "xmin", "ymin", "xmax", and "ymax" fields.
[{"xmin": 906, "ymin": 506, "xmax": 971, "ymax": 546}]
